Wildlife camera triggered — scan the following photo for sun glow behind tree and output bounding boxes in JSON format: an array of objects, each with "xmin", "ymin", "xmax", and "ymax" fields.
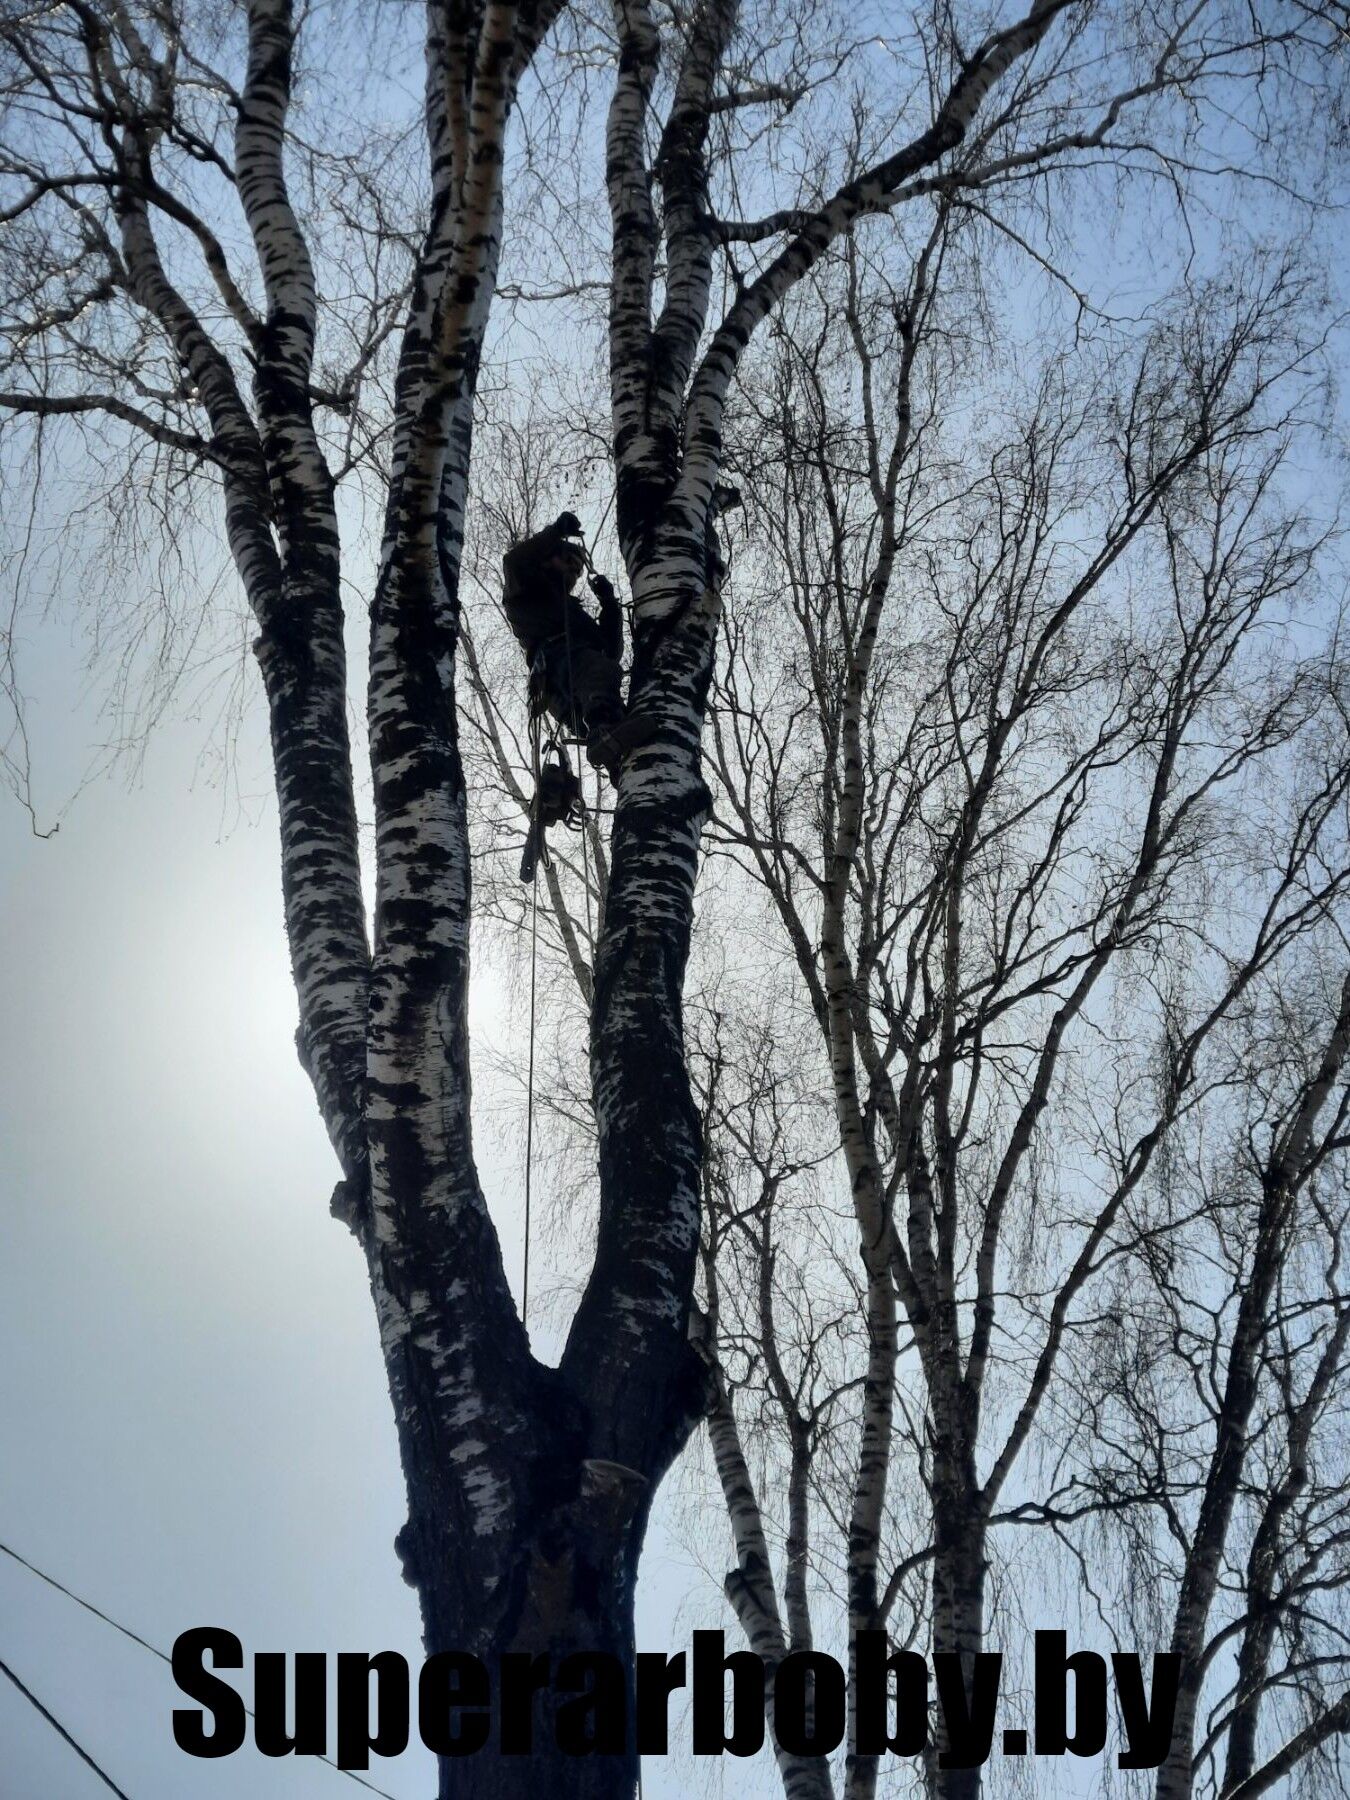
[{"xmin": 3, "ymin": 4, "xmax": 1350, "ymax": 1800}]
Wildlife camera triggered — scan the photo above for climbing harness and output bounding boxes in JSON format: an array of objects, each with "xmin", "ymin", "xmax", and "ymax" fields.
[{"xmin": 519, "ymin": 709, "xmax": 582, "ymax": 884}]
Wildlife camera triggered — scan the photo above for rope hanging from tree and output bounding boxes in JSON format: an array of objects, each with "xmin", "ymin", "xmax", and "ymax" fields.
[{"xmin": 520, "ymin": 534, "xmax": 602, "ymax": 1326}]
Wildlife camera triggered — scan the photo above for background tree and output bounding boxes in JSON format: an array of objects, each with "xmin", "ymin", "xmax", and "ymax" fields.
[
  {"xmin": 699, "ymin": 247, "xmax": 1350, "ymax": 1800},
  {"xmin": 3, "ymin": 2, "xmax": 1349, "ymax": 1798},
  {"xmin": 463, "ymin": 232, "xmax": 1350, "ymax": 1798}
]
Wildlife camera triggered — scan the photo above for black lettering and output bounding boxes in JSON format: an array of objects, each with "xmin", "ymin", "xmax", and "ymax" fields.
[
  {"xmin": 499, "ymin": 1652, "xmax": 550, "ymax": 1754},
  {"xmin": 854, "ymin": 1632, "xmax": 928, "ymax": 1756},
  {"xmin": 1035, "ymin": 1633, "xmax": 1106, "ymax": 1757},
  {"xmin": 171, "ymin": 1627, "xmax": 246, "ymax": 1759},
  {"xmin": 335, "ymin": 1651, "xmax": 410, "ymax": 1770},
  {"xmin": 934, "ymin": 1653, "xmax": 1001, "ymax": 1770},
  {"xmin": 420, "ymin": 1653, "xmax": 489, "ymax": 1757},
  {"xmin": 634, "ymin": 1652, "xmax": 686, "ymax": 1755},
  {"xmin": 1114, "ymin": 1653, "xmax": 1182, "ymax": 1770},
  {"xmin": 774, "ymin": 1651, "xmax": 846, "ymax": 1756},
  {"xmin": 254, "ymin": 1651, "xmax": 327, "ymax": 1756},
  {"xmin": 556, "ymin": 1652, "xmax": 626, "ymax": 1755},
  {"xmin": 691, "ymin": 1630, "xmax": 764, "ymax": 1756}
]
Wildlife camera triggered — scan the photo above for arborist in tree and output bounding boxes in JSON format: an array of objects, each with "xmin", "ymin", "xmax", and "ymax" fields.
[
  {"xmin": 503, "ymin": 512, "xmax": 635, "ymax": 771},
  {"xmin": 504, "ymin": 511, "xmax": 655, "ymax": 880}
]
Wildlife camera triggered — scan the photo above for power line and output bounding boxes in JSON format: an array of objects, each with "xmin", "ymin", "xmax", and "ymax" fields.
[
  {"xmin": 0, "ymin": 1652, "xmax": 133, "ymax": 1799},
  {"xmin": 0, "ymin": 1538, "xmax": 400, "ymax": 1800},
  {"xmin": 1, "ymin": 1539, "xmax": 162, "ymax": 1662}
]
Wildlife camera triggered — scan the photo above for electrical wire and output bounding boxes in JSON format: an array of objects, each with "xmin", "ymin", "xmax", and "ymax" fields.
[
  {"xmin": 0, "ymin": 1539, "xmax": 400, "ymax": 1799},
  {"xmin": 0, "ymin": 1653, "xmax": 133, "ymax": 1799}
]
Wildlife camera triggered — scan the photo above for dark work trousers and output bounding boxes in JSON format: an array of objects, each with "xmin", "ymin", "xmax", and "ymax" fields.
[{"xmin": 535, "ymin": 636, "xmax": 623, "ymax": 738}]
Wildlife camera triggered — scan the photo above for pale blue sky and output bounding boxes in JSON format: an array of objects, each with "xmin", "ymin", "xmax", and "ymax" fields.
[
  {"xmin": 0, "ymin": 601, "xmax": 772, "ymax": 1798},
  {"xmin": 3, "ymin": 4, "xmax": 1346, "ymax": 1795}
]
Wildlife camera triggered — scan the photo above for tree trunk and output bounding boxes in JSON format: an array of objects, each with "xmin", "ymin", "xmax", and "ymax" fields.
[
  {"xmin": 413, "ymin": 1456, "xmax": 651, "ymax": 1800},
  {"xmin": 927, "ymin": 1494, "xmax": 987, "ymax": 1800}
]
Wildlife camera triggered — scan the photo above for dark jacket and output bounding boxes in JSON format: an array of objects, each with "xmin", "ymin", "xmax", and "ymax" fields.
[{"xmin": 503, "ymin": 531, "xmax": 623, "ymax": 665}]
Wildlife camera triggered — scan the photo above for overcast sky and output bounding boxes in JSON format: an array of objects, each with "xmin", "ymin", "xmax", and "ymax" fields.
[
  {"xmin": 4, "ymin": 9, "xmax": 1343, "ymax": 1797},
  {"xmin": 0, "ymin": 598, "xmax": 762, "ymax": 1799}
]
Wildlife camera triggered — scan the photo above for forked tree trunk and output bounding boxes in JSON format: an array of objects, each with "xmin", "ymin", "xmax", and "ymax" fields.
[{"xmin": 364, "ymin": 534, "xmax": 714, "ymax": 1800}]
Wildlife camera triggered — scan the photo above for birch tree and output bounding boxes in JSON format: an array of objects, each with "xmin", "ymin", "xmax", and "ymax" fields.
[
  {"xmin": 461, "ymin": 225, "xmax": 1350, "ymax": 1800},
  {"xmin": 2, "ymin": 3, "xmax": 1347, "ymax": 1799},
  {"xmin": 689, "ymin": 243, "xmax": 1350, "ymax": 1799},
  {"xmin": 1141, "ymin": 972, "xmax": 1350, "ymax": 1800}
]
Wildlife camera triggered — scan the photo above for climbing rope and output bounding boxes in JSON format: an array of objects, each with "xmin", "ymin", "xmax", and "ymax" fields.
[
  {"xmin": 521, "ymin": 523, "xmax": 608, "ymax": 1325},
  {"xmin": 521, "ymin": 731, "xmax": 594, "ymax": 1328},
  {"xmin": 583, "ymin": 762, "xmax": 599, "ymax": 958},
  {"xmin": 523, "ymin": 842, "xmax": 539, "ymax": 1325}
]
